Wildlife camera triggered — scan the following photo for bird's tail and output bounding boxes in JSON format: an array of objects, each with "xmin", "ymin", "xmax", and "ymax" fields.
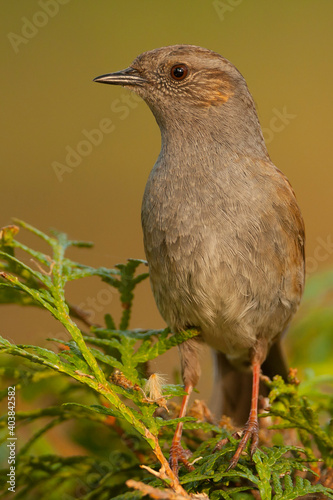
[{"xmin": 210, "ymin": 340, "xmax": 288, "ymax": 426}]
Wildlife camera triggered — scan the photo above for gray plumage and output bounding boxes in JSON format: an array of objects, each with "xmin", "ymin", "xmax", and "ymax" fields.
[
  {"xmin": 94, "ymin": 45, "xmax": 305, "ymax": 468},
  {"xmin": 136, "ymin": 46, "xmax": 304, "ymax": 382}
]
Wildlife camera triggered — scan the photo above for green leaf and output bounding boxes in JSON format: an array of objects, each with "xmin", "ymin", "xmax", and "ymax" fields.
[{"xmin": 0, "ymin": 253, "xmax": 52, "ymax": 287}]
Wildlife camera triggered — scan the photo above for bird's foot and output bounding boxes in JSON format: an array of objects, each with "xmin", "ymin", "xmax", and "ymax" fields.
[
  {"xmin": 228, "ymin": 417, "xmax": 259, "ymax": 470},
  {"xmin": 169, "ymin": 442, "xmax": 194, "ymax": 475},
  {"xmin": 214, "ymin": 417, "xmax": 259, "ymax": 470}
]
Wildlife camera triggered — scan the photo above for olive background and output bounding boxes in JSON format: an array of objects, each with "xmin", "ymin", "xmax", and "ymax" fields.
[{"xmin": 1, "ymin": 2, "xmax": 333, "ymax": 400}]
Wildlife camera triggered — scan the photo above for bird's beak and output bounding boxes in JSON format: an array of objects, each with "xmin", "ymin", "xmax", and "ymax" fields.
[{"xmin": 93, "ymin": 67, "xmax": 145, "ymax": 86}]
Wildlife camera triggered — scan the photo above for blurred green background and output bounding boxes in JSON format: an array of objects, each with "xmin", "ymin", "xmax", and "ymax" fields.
[{"xmin": 1, "ymin": 1, "xmax": 333, "ymax": 393}]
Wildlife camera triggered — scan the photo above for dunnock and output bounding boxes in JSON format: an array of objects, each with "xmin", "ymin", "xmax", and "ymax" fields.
[{"xmin": 94, "ymin": 45, "xmax": 305, "ymax": 472}]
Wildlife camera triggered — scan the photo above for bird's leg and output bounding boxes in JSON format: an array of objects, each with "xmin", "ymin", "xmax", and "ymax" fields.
[
  {"xmin": 169, "ymin": 383, "xmax": 195, "ymax": 474},
  {"xmin": 169, "ymin": 338, "xmax": 201, "ymax": 474},
  {"xmin": 169, "ymin": 338, "xmax": 201, "ymax": 475},
  {"xmin": 227, "ymin": 360, "xmax": 261, "ymax": 469}
]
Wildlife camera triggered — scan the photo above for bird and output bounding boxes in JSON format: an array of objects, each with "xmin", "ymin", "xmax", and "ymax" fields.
[{"xmin": 94, "ymin": 45, "xmax": 305, "ymax": 473}]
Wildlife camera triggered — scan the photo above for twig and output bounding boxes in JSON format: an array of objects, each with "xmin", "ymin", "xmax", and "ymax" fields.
[
  {"xmin": 69, "ymin": 303, "xmax": 101, "ymax": 328},
  {"xmin": 144, "ymin": 431, "xmax": 188, "ymax": 496},
  {"xmin": 30, "ymin": 256, "xmax": 55, "ymax": 275},
  {"xmin": 127, "ymin": 479, "xmax": 209, "ymax": 499}
]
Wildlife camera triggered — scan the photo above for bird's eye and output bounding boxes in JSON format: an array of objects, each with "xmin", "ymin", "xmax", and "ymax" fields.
[{"xmin": 170, "ymin": 64, "xmax": 188, "ymax": 81}]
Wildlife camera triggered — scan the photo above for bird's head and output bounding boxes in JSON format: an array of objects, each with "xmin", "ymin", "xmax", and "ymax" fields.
[
  {"xmin": 94, "ymin": 45, "xmax": 246, "ymax": 113},
  {"xmin": 94, "ymin": 45, "xmax": 267, "ymax": 156}
]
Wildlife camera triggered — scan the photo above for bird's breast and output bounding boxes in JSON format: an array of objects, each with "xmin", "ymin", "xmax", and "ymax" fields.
[{"xmin": 141, "ymin": 155, "xmax": 305, "ymax": 356}]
